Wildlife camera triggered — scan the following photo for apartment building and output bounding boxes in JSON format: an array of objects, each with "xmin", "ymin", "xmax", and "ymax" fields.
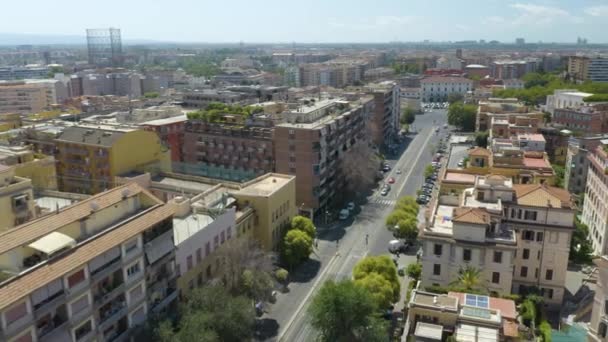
[
  {"xmin": 420, "ymin": 76, "xmax": 473, "ymax": 102},
  {"xmin": 553, "ymin": 105, "xmax": 608, "ymax": 134},
  {"xmin": 298, "ymin": 62, "xmax": 365, "ymax": 88},
  {"xmin": 274, "ymin": 97, "xmax": 373, "ymax": 216},
  {"xmin": 564, "ymin": 135, "xmax": 608, "ymax": 194},
  {"xmin": 0, "ymin": 65, "xmax": 49, "ymax": 81},
  {"xmin": 366, "ymin": 81, "xmax": 400, "ymax": 148},
  {"xmin": 181, "ymin": 90, "xmax": 247, "ymax": 108},
  {"xmin": 545, "ymin": 89, "xmax": 593, "ymax": 115},
  {"xmin": 476, "ymin": 98, "xmax": 529, "ymax": 131},
  {"xmin": 539, "ymin": 127, "xmax": 572, "ymax": 165},
  {"xmin": 583, "ymin": 141, "xmax": 608, "ymax": 255},
  {"xmin": 142, "ymin": 115, "xmax": 187, "ymax": 162},
  {"xmin": 422, "ymin": 175, "xmax": 575, "ymax": 307},
  {"xmin": 568, "ymin": 56, "xmax": 608, "ymax": 82},
  {"xmin": 55, "ymin": 125, "xmax": 170, "ymax": 194},
  {"xmin": 0, "ymin": 145, "xmax": 58, "ymax": 190},
  {"xmin": 406, "ymin": 289, "xmax": 519, "ymax": 341},
  {"xmin": 490, "ymin": 59, "xmax": 539, "ymax": 79},
  {"xmin": 0, "ymin": 183, "xmax": 177, "ymax": 342},
  {"xmin": 181, "ymin": 120, "xmax": 274, "ymax": 181},
  {"xmin": 0, "ymin": 80, "xmax": 63, "ymax": 114},
  {"xmin": 0, "ymin": 165, "xmax": 36, "ymax": 230},
  {"xmin": 588, "ymin": 255, "xmax": 608, "ymax": 342}
]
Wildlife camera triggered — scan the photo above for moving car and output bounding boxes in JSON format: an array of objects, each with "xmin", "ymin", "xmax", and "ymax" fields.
[
  {"xmin": 396, "ymin": 169, "xmax": 402, "ymax": 174},
  {"xmin": 381, "ymin": 188, "xmax": 389, "ymax": 196},
  {"xmin": 382, "ymin": 165, "xmax": 391, "ymax": 172},
  {"xmin": 388, "ymin": 177, "xmax": 395, "ymax": 184}
]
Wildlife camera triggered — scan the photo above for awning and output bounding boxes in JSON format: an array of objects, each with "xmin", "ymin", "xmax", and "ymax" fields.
[
  {"xmin": 415, "ymin": 322, "xmax": 443, "ymax": 341},
  {"xmin": 28, "ymin": 232, "xmax": 76, "ymax": 255}
]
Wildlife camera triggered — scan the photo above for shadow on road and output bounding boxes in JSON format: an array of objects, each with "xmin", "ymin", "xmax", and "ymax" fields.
[
  {"xmin": 289, "ymin": 258, "xmax": 321, "ymax": 284},
  {"xmin": 254, "ymin": 318, "xmax": 279, "ymax": 340}
]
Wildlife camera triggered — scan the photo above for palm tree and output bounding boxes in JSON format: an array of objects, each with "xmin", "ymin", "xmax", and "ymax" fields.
[{"xmin": 450, "ymin": 265, "xmax": 483, "ymax": 292}]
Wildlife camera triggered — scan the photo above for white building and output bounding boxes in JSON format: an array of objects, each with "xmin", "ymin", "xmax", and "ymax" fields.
[
  {"xmin": 545, "ymin": 89, "xmax": 593, "ymax": 115},
  {"xmin": 420, "ymin": 76, "xmax": 473, "ymax": 102},
  {"xmin": 400, "ymin": 87, "xmax": 421, "ymax": 112}
]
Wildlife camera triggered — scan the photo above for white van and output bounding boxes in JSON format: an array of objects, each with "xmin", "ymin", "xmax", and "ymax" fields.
[{"xmin": 339, "ymin": 209, "xmax": 350, "ymax": 220}]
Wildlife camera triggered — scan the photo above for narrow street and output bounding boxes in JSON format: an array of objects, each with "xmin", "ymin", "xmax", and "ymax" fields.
[{"xmin": 258, "ymin": 109, "xmax": 449, "ymax": 342}]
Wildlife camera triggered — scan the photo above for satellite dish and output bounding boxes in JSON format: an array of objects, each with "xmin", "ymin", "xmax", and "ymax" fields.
[{"xmin": 90, "ymin": 201, "xmax": 100, "ymax": 212}]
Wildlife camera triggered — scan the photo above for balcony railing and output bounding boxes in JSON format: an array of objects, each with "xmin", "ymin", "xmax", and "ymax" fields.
[
  {"xmin": 38, "ymin": 315, "xmax": 68, "ymax": 339},
  {"xmin": 94, "ymin": 281, "xmax": 125, "ymax": 307},
  {"xmin": 98, "ymin": 302, "xmax": 127, "ymax": 330},
  {"xmin": 90, "ymin": 256, "xmax": 122, "ymax": 282},
  {"xmin": 34, "ymin": 290, "xmax": 65, "ymax": 316},
  {"xmin": 150, "ymin": 288, "xmax": 178, "ymax": 313}
]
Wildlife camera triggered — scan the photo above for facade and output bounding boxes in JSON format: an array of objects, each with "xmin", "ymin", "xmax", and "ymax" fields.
[
  {"xmin": 400, "ymin": 87, "xmax": 422, "ymax": 113},
  {"xmin": 55, "ymin": 125, "xmax": 170, "ymax": 194},
  {"xmin": 420, "ymin": 76, "xmax": 473, "ymax": 102},
  {"xmin": 539, "ymin": 127, "xmax": 571, "ymax": 165},
  {"xmin": 564, "ymin": 135, "xmax": 608, "ymax": 194},
  {"xmin": 366, "ymin": 81, "xmax": 400, "ymax": 148},
  {"xmin": 0, "ymin": 80, "xmax": 67, "ymax": 114},
  {"xmin": 0, "ymin": 65, "xmax": 49, "ymax": 81},
  {"xmin": 274, "ymin": 97, "xmax": 373, "ymax": 216},
  {"xmin": 588, "ymin": 256, "xmax": 608, "ymax": 342},
  {"xmin": 406, "ymin": 289, "xmax": 519, "ymax": 341},
  {"xmin": 491, "ymin": 59, "xmax": 539, "ymax": 79},
  {"xmin": 142, "ymin": 115, "xmax": 187, "ymax": 162},
  {"xmin": 0, "ymin": 165, "xmax": 36, "ymax": 230},
  {"xmin": 421, "ymin": 176, "xmax": 575, "ymax": 307},
  {"xmin": 182, "ymin": 90, "xmax": 246, "ymax": 108},
  {"xmin": 568, "ymin": 56, "xmax": 608, "ymax": 82},
  {"xmin": 0, "ymin": 183, "xmax": 177, "ymax": 342},
  {"xmin": 0, "ymin": 145, "xmax": 58, "ymax": 190},
  {"xmin": 464, "ymin": 64, "xmax": 490, "ymax": 78},
  {"xmin": 583, "ymin": 141, "xmax": 608, "ymax": 255},
  {"xmin": 553, "ymin": 105, "xmax": 608, "ymax": 134},
  {"xmin": 476, "ymin": 98, "xmax": 529, "ymax": 131},
  {"xmin": 545, "ymin": 89, "xmax": 593, "ymax": 115}
]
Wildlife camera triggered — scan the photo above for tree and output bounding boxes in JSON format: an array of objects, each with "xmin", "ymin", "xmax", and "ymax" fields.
[
  {"xmin": 401, "ymin": 107, "xmax": 416, "ymax": 125},
  {"xmin": 308, "ymin": 280, "xmax": 388, "ymax": 342},
  {"xmin": 175, "ymin": 312, "xmax": 220, "ymax": 342},
  {"xmin": 290, "ymin": 215, "xmax": 316, "ymax": 239},
  {"xmin": 385, "ymin": 209, "xmax": 415, "ymax": 227},
  {"xmin": 552, "ymin": 164, "xmax": 565, "ymax": 188},
  {"xmin": 395, "ymin": 218, "xmax": 418, "ymax": 241},
  {"xmin": 396, "ymin": 196, "xmax": 418, "ymax": 210},
  {"xmin": 240, "ymin": 269, "xmax": 274, "ymax": 301},
  {"xmin": 447, "ymin": 102, "xmax": 477, "ymax": 131},
  {"xmin": 570, "ymin": 219, "xmax": 593, "ymax": 264},
  {"xmin": 144, "ymin": 91, "xmax": 160, "ymax": 98},
  {"xmin": 406, "ymin": 263, "xmax": 422, "ymax": 280},
  {"xmin": 475, "ymin": 131, "xmax": 489, "ymax": 148},
  {"xmin": 275, "ymin": 268, "xmax": 289, "ymax": 285},
  {"xmin": 450, "ymin": 265, "xmax": 483, "ymax": 292},
  {"xmin": 424, "ymin": 164, "xmax": 435, "ymax": 178},
  {"xmin": 183, "ymin": 286, "xmax": 255, "ymax": 342},
  {"xmin": 447, "ymin": 93, "xmax": 464, "ymax": 104},
  {"xmin": 282, "ymin": 229, "xmax": 313, "ymax": 269},
  {"xmin": 338, "ymin": 138, "xmax": 382, "ymax": 196},
  {"xmin": 354, "ymin": 272, "xmax": 395, "ymax": 309},
  {"xmin": 353, "ymin": 256, "xmax": 400, "ymax": 302}
]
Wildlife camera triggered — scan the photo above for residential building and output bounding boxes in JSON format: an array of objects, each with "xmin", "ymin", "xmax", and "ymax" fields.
[
  {"xmin": 476, "ymin": 98, "xmax": 530, "ymax": 132},
  {"xmin": 464, "ymin": 64, "xmax": 490, "ymax": 78},
  {"xmin": 568, "ymin": 56, "xmax": 608, "ymax": 82},
  {"xmin": 545, "ymin": 89, "xmax": 593, "ymax": 115},
  {"xmin": 564, "ymin": 135, "xmax": 608, "ymax": 194},
  {"xmin": 0, "ymin": 145, "xmax": 58, "ymax": 190},
  {"xmin": 116, "ymin": 105, "xmax": 183, "ymax": 124},
  {"xmin": 400, "ymin": 87, "xmax": 422, "ymax": 113},
  {"xmin": 405, "ymin": 289, "xmax": 519, "ymax": 341},
  {"xmin": 55, "ymin": 125, "xmax": 171, "ymax": 194},
  {"xmin": 553, "ymin": 105, "xmax": 608, "ymax": 134},
  {"xmin": 0, "ymin": 165, "xmax": 36, "ymax": 230},
  {"xmin": 583, "ymin": 140, "xmax": 608, "ymax": 255},
  {"xmin": 422, "ymin": 175, "xmax": 575, "ymax": 307},
  {"xmin": 588, "ymin": 255, "xmax": 608, "ymax": 342},
  {"xmin": 0, "ymin": 112, "xmax": 21, "ymax": 132},
  {"xmin": 366, "ymin": 81, "xmax": 400, "ymax": 148},
  {"xmin": 142, "ymin": 115, "xmax": 187, "ymax": 162},
  {"xmin": 182, "ymin": 89, "xmax": 247, "ymax": 108},
  {"xmin": 0, "ymin": 65, "xmax": 49, "ymax": 81},
  {"xmin": 420, "ymin": 76, "xmax": 473, "ymax": 102},
  {"xmin": 539, "ymin": 127, "xmax": 571, "ymax": 165},
  {"xmin": 0, "ymin": 183, "xmax": 177, "ymax": 342},
  {"xmin": 274, "ymin": 97, "xmax": 374, "ymax": 217},
  {"xmin": 491, "ymin": 59, "xmax": 539, "ymax": 79},
  {"xmin": 0, "ymin": 80, "xmax": 67, "ymax": 114}
]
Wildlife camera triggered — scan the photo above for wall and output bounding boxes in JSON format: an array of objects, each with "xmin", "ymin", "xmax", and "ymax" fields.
[
  {"xmin": 13, "ymin": 156, "xmax": 58, "ymax": 190},
  {"xmin": 110, "ymin": 130, "xmax": 170, "ymax": 178}
]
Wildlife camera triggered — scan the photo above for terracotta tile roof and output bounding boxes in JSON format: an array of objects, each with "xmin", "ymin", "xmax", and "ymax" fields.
[
  {"xmin": 0, "ymin": 183, "xmax": 162, "ymax": 255},
  {"xmin": 512, "ymin": 184, "xmax": 574, "ymax": 209},
  {"xmin": 444, "ymin": 172, "xmax": 476, "ymax": 183},
  {"xmin": 503, "ymin": 320, "xmax": 519, "ymax": 338},
  {"xmin": 468, "ymin": 147, "xmax": 491, "ymax": 157},
  {"xmin": 452, "ymin": 207, "xmax": 491, "ymax": 225},
  {"xmin": 0, "ymin": 204, "xmax": 174, "ymax": 311}
]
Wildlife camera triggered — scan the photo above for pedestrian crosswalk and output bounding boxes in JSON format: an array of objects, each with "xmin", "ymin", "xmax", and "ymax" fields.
[{"xmin": 368, "ymin": 197, "xmax": 397, "ymax": 207}]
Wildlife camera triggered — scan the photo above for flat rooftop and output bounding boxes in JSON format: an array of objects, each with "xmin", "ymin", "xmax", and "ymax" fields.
[
  {"xmin": 412, "ymin": 290, "xmax": 459, "ymax": 310},
  {"xmin": 173, "ymin": 212, "xmax": 216, "ymax": 245},
  {"xmin": 237, "ymin": 174, "xmax": 293, "ymax": 197},
  {"xmin": 444, "ymin": 172, "xmax": 476, "ymax": 184},
  {"xmin": 153, "ymin": 176, "xmax": 215, "ymax": 195},
  {"xmin": 35, "ymin": 196, "xmax": 76, "ymax": 213},
  {"xmin": 428, "ymin": 204, "xmax": 456, "ymax": 236},
  {"xmin": 141, "ymin": 114, "xmax": 188, "ymax": 126}
]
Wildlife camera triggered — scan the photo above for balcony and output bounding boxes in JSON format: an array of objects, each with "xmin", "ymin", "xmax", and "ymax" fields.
[
  {"xmin": 93, "ymin": 273, "xmax": 125, "ymax": 307},
  {"xmin": 90, "ymin": 256, "xmax": 122, "ymax": 282},
  {"xmin": 34, "ymin": 290, "xmax": 66, "ymax": 318},
  {"xmin": 150, "ymin": 288, "xmax": 178, "ymax": 314},
  {"xmin": 98, "ymin": 298, "xmax": 127, "ymax": 331},
  {"xmin": 37, "ymin": 305, "xmax": 68, "ymax": 340}
]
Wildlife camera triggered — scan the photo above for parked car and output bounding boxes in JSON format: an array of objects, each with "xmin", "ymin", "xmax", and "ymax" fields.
[
  {"xmin": 416, "ymin": 195, "xmax": 429, "ymax": 204},
  {"xmin": 388, "ymin": 177, "xmax": 395, "ymax": 184},
  {"xmin": 382, "ymin": 165, "xmax": 391, "ymax": 172},
  {"xmin": 347, "ymin": 202, "xmax": 355, "ymax": 211},
  {"xmin": 388, "ymin": 239, "xmax": 408, "ymax": 254},
  {"xmin": 457, "ymin": 160, "xmax": 464, "ymax": 168},
  {"xmin": 339, "ymin": 209, "xmax": 350, "ymax": 220},
  {"xmin": 381, "ymin": 188, "xmax": 389, "ymax": 196}
]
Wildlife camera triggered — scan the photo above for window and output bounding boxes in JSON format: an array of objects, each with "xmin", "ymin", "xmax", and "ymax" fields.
[
  {"xmin": 433, "ymin": 264, "xmax": 441, "ymax": 275},
  {"xmin": 196, "ymin": 248, "xmax": 202, "ymax": 263},
  {"xmin": 67, "ymin": 269, "xmax": 86, "ymax": 288},
  {"xmin": 205, "ymin": 242, "xmax": 211, "ymax": 256},
  {"xmin": 187, "ymin": 255, "xmax": 193, "ymax": 271},
  {"xmin": 124, "ymin": 238, "xmax": 138, "ymax": 254},
  {"xmin": 493, "ymin": 251, "xmax": 503, "ymax": 263},
  {"xmin": 536, "ymin": 232, "xmax": 544, "ymax": 242},
  {"xmin": 129, "ymin": 284, "xmax": 143, "ymax": 302},
  {"xmin": 524, "ymin": 210, "xmax": 537, "ymax": 221},
  {"xmin": 70, "ymin": 294, "xmax": 89, "ymax": 316},
  {"xmin": 434, "ymin": 244, "xmax": 443, "ymax": 256},
  {"xmin": 547, "ymin": 288, "xmax": 554, "ymax": 299},
  {"xmin": 604, "ymin": 300, "xmax": 608, "ymax": 315},
  {"xmin": 220, "ymin": 231, "xmax": 225, "ymax": 244},
  {"xmin": 127, "ymin": 262, "xmax": 141, "ymax": 278},
  {"xmin": 535, "ymin": 268, "xmax": 539, "ymax": 279},
  {"xmin": 492, "ymin": 272, "xmax": 500, "ymax": 284},
  {"xmin": 523, "ymin": 230, "xmax": 534, "ymax": 241},
  {"xmin": 463, "ymin": 249, "xmax": 471, "ymax": 262},
  {"xmin": 599, "ymin": 322, "xmax": 607, "ymax": 338},
  {"xmin": 214, "ymin": 235, "xmax": 219, "ymax": 249},
  {"xmin": 227, "ymin": 227, "xmax": 232, "ymax": 239},
  {"xmin": 520, "ymin": 266, "xmax": 528, "ymax": 277},
  {"xmin": 198, "ymin": 272, "xmax": 203, "ymax": 286},
  {"xmin": 4, "ymin": 301, "xmax": 27, "ymax": 323},
  {"xmin": 523, "ymin": 249, "xmax": 530, "ymax": 260},
  {"xmin": 74, "ymin": 320, "xmax": 92, "ymax": 341},
  {"xmin": 546, "ymin": 269, "xmax": 553, "ymax": 281}
]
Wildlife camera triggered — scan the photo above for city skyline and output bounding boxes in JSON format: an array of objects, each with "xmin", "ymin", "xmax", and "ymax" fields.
[{"xmin": 2, "ymin": 0, "xmax": 608, "ymax": 44}]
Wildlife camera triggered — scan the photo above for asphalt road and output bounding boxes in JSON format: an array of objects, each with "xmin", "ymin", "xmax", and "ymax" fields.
[{"xmin": 258, "ymin": 109, "xmax": 449, "ymax": 342}]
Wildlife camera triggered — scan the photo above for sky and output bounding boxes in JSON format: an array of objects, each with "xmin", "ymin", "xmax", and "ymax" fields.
[{"xmin": 3, "ymin": 0, "xmax": 608, "ymax": 43}]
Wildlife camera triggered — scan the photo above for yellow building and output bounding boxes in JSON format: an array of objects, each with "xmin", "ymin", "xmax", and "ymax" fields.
[
  {"xmin": 0, "ymin": 145, "xmax": 58, "ymax": 190},
  {"xmin": 0, "ymin": 165, "xmax": 36, "ymax": 230},
  {"xmin": 0, "ymin": 112, "xmax": 21, "ymax": 132},
  {"xmin": 54, "ymin": 125, "xmax": 171, "ymax": 194}
]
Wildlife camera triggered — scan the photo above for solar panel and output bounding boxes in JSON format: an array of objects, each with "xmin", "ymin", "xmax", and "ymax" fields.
[
  {"xmin": 462, "ymin": 307, "xmax": 492, "ymax": 319},
  {"xmin": 464, "ymin": 294, "xmax": 490, "ymax": 308}
]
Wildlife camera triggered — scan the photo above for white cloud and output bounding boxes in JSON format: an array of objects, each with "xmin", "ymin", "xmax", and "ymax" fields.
[
  {"xmin": 584, "ymin": 5, "xmax": 608, "ymax": 17},
  {"xmin": 509, "ymin": 2, "xmax": 582, "ymax": 25}
]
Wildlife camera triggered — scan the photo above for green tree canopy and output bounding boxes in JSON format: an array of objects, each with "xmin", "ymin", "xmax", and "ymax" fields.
[
  {"xmin": 424, "ymin": 164, "xmax": 435, "ymax": 178},
  {"xmin": 385, "ymin": 209, "xmax": 415, "ymax": 227},
  {"xmin": 290, "ymin": 215, "xmax": 316, "ymax": 239},
  {"xmin": 395, "ymin": 218, "xmax": 418, "ymax": 241},
  {"xmin": 570, "ymin": 218, "xmax": 593, "ymax": 264},
  {"xmin": 240, "ymin": 269, "xmax": 274, "ymax": 301},
  {"xmin": 353, "ymin": 255, "xmax": 400, "ymax": 301},
  {"xmin": 282, "ymin": 229, "xmax": 313, "ymax": 268},
  {"xmin": 447, "ymin": 102, "xmax": 477, "ymax": 131},
  {"xmin": 406, "ymin": 263, "xmax": 422, "ymax": 280},
  {"xmin": 308, "ymin": 280, "xmax": 388, "ymax": 342},
  {"xmin": 354, "ymin": 272, "xmax": 395, "ymax": 309},
  {"xmin": 450, "ymin": 265, "xmax": 484, "ymax": 293},
  {"xmin": 447, "ymin": 93, "xmax": 464, "ymax": 104},
  {"xmin": 401, "ymin": 107, "xmax": 416, "ymax": 125},
  {"xmin": 475, "ymin": 131, "xmax": 489, "ymax": 148}
]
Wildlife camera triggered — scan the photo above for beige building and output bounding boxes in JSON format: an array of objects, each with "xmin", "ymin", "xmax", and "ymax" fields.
[
  {"xmin": 422, "ymin": 175, "xmax": 575, "ymax": 307},
  {"xmin": 0, "ymin": 165, "xmax": 36, "ymax": 230},
  {"xmin": 582, "ymin": 141, "xmax": 608, "ymax": 255},
  {"xmin": 0, "ymin": 183, "xmax": 178, "ymax": 342},
  {"xmin": 0, "ymin": 79, "xmax": 67, "ymax": 114},
  {"xmin": 588, "ymin": 256, "xmax": 608, "ymax": 341},
  {"xmin": 0, "ymin": 145, "xmax": 58, "ymax": 191}
]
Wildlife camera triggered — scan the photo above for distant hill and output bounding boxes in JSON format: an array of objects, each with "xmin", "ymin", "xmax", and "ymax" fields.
[{"xmin": 0, "ymin": 32, "xmax": 87, "ymax": 45}]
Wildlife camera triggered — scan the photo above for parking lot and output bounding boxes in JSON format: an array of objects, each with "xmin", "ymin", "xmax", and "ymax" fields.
[{"xmin": 447, "ymin": 144, "xmax": 470, "ymax": 169}]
